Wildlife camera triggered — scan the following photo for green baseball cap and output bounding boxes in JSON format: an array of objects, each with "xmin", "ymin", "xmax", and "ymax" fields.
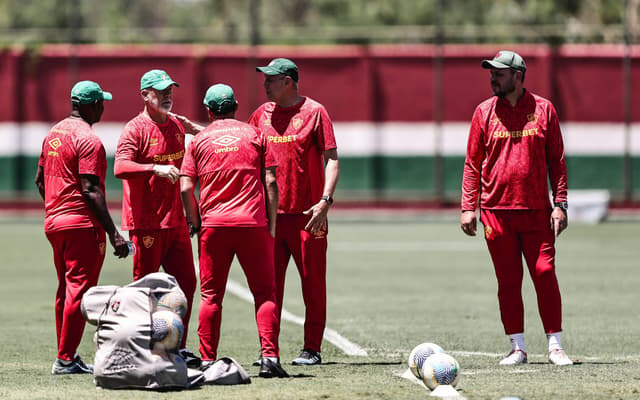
[
  {"xmin": 70, "ymin": 81, "xmax": 112, "ymax": 105},
  {"xmin": 140, "ymin": 69, "xmax": 179, "ymax": 91},
  {"xmin": 203, "ymin": 84, "xmax": 237, "ymax": 114},
  {"xmin": 256, "ymin": 58, "xmax": 299, "ymax": 82},
  {"xmin": 481, "ymin": 50, "xmax": 527, "ymax": 72}
]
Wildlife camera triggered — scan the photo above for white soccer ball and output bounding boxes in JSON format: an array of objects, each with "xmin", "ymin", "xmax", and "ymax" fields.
[
  {"xmin": 155, "ymin": 289, "xmax": 188, "ymax": 320},
  {"xmin": 151, "ymin": 310, "xmax": 184, "ymax": 353},
  {"xmin": 407, "ymin": 342, "xmax": 445, "ymax": 379},
  {"xmin": 421, "ymin": 352, "xmax": 461, "ymax": 390}
]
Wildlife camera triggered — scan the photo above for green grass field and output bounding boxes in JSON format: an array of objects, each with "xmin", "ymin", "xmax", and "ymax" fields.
[{"xmin": 1, "ymin": 214, "xmax": 639, "ymax": 399}]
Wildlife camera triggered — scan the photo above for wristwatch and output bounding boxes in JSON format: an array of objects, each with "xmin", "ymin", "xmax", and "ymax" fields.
[
  {"xmin": 554, "ymin": 201, "xmax": 568, "ymax": 212},
  {"xmin": 321, "ymin": 195, "xmax": 334, "ymax": 205}
]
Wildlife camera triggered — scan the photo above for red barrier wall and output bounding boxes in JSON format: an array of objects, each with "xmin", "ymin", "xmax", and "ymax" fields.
[{"xmin": 3, "ymin": 43, "xmax": 640, "ymax": 123}]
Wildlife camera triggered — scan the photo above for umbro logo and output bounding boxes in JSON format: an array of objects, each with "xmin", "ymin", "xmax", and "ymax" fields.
[
  {"xmin": 212, "ymin": 135, "xmax": 240, "ymax": 146},
  {"xmin": 49, "ymin": 138, "xmax": 62, "ymax": 150}
]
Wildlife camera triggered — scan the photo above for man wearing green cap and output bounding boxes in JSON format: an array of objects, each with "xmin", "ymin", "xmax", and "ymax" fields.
[
  {"xmin": 35, "ymin": 80, "xmax": 129, "ymax": 374},
  {"xmin": 181, "ymin": 83, "xmax": 287, "ymax": 378},
  {"xmin": 114, "ymin": 69, "xmax": 199, "ymax": 367},
  {"xmin": 250, "ymin": 58, "xmax": 340, "ymax": 366},
  {"xmin": 461, "ymin": 50, "xmax": 572, "ymax": 366}
]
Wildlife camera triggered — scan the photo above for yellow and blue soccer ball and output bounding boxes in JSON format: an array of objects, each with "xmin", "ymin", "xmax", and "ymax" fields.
[
  {"xmin": 151, "ymin": 310, "xmax": 184, "ymax": 353},
  {"xmin": 408, "ymin": 342, "xmax": 445, "ymax": 379},
  {"xmin": 156, "ymin": 289, "xmax": 188, "ymax": 320},
  {"xmin": 421, "ymin": 352, "xmax": 461, "ymax": 390}
]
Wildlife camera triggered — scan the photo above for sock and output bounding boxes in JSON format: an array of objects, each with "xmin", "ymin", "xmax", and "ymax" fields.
[
  {"xmin": 265, "ymin": 356, "xmax": 279, "ymax": 363},
  {"xmin": 509, "ymin": 333, "xmax": 526, "ymax": 353},
  {"xmin": 547, "ymin": 332, "xmax": 563, "ymax": 352},
  {"xmin": 57, "ymin": 358, "xmax": 73, "ymax": 366}
]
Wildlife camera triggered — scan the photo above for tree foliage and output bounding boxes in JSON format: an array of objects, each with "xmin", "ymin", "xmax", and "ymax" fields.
[{"xmin": 0, "ymin": 0, "xmax": 635, "ymax": 45}]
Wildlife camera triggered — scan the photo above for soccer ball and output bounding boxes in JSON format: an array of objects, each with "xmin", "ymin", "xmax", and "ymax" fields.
[
  {"xmin": 156, "ymin": 289, "xmax": 188, "ymax": 320},
  {"xmin": 421, "ymin": 353, "xmax": 461, "ymax": 390},
  {"xmin": 151, "ymin": 310, "xmax": 184, "ymax": 353},
  {"xmin": 408, "ymin": 342, "xmax": 445, "ymax": 379}
]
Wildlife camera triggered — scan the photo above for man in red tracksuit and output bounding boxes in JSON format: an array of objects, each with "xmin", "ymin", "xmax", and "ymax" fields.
[
  {"xmin": 250, "ymin": 58, "xmax": 340, "ymax": 365},
  {"xmin": 36, "ymin": 81, "xmax": 129, "ymax": 374},
  {"xmin": 461, "ymin": 50, "xmax": 573, "ymax": 366},
  {"xmin": 114, "ymin": 69, "xmax": 199, "ymax": 366},
  {"xmin": 180, "ymin": 84, "xmax": 288, "ymax": 378}
]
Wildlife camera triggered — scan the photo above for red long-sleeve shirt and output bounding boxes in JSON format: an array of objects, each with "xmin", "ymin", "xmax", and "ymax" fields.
[{"xmin": 461, "ymin": 90, "xmax": 568, "ymax": 211}]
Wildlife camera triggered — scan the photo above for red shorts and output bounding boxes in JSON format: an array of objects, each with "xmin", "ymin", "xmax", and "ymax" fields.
[{"xmin": 46, "ymin": 227, "xmax": 106, "ymax": 360}]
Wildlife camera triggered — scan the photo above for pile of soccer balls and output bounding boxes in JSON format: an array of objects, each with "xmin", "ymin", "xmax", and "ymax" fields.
[
  {"xmin": 150, "ymin": 288, "xmax": 188, "ymax": 355},
  {"xmin": 408, "ymin": 342, "xmax": 460, "ymax": 391}
]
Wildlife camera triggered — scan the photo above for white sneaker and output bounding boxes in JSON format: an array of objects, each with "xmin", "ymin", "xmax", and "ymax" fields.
[
  {"xmin": 499, "ymin": 349, "xmax": 528, "ymax": 365},
  {"xmin": 548, "ymin": 349, "xmax": 573, "ymax": 366}
]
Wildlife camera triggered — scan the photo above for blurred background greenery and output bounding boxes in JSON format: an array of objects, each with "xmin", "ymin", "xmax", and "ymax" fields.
[{"xmin": 0, "ymin": 0, "xmax": 636, "ymax": 46}]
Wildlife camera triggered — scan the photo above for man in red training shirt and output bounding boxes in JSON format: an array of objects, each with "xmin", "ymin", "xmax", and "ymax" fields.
[
  {"xmin": 181, "ymin": 84, "xmax": 287, "ymax": 378},
  {"xmin": 461, "ymin": 50, "xmax": 572, "ymax": 366},
  {"xmin": 35, "ymin": 81, "xmax": 129, "ymax": 374},
  {"xmin": 114, "ymin": 69, "xmax": 198, "ymax": 366},
  {"xmin": 250, "ymin": 58, "xmax": 339, "ymax": 365}
]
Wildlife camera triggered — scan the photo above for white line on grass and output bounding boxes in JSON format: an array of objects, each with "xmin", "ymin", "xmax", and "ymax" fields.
[
  {"xmin": 463, "ymin": 368, "xmax": 539, "ymax": 375},
  {"xmin": 451, "ymin": 350, "xmax": 504, "ymax": 357},
  {"xmin": 226, "ymin": 279, "xmax": 368, "ymax": 357}
]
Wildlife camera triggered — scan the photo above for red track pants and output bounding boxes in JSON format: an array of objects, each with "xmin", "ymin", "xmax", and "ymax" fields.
[
  {"xmin": 197, "ymin": 226, "xmax": 280, "ymax": 361},
  {"xmin": 274, "ymin": 214, "xmax": 327, "ymax": 353},
  {"xmin": 46, "ymin": 227, "xmax": 105, "ymax": 361},
  {"xmin": 130, "ymin": 225, "xmax": 197, "ymax": 349},
  {"xmin": 480, "ymin": 209, "xmax": 563, "ymax": 335}
]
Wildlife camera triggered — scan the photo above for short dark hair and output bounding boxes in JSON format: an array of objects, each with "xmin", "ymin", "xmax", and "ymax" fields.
[{"xmin": 208, "ymin": 100, "xmax": 238, "ymax": 116}]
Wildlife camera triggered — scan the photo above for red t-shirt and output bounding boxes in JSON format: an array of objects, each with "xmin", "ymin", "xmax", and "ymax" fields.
[
  {"xmin": 248, "ymin": 97, "xmax": 337, "ymax": 214},
  {"xmin": 115, "ymin": 113, "xmax": 186, "ymax": 230},
  {"xmin": 181, "ymin": 119, "xmax": 275, "ymax": 227},
  {"xmin": 461, "ymin": 90, "xmax": 568, "ymax": 211},
  {"xmin": 38, "ymin": 117, "xmax": 107, "ymax": 233}
]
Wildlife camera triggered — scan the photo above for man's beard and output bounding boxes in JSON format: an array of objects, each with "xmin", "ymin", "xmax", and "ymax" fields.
[
  {"xmin": 150, "ymin": 97, "xmax": 173, "ymax": 114},
  {"xmin": 493, "ymin": 80, "xmax": 516, "ymax": 98}
]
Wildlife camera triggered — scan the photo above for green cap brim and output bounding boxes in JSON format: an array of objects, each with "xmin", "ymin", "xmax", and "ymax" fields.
[
  {"xmin": 102, "ymin": 91, "xmax": 113, "ymax": 101},
  {"xmin": 149, "ymin": 80, "xmax": 179, "ymax": 90},
  {"xmin": 481, "ymin": 60, "xmax": 511, "ymax": 69},
  {"xmin": 256, "ymin": 66, "xmax": 281, "ymax": 75}
]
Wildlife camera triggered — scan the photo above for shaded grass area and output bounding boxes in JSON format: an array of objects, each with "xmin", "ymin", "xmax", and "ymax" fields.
[{"xmin": 1, "ymin": 218, "xmax": 639, "ymax": 399}]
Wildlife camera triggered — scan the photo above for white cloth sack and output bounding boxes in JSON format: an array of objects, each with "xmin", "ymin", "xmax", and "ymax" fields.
[
  {"xmin": 202, "ymin": 357, "xmax": 251, "ymax": 385},
  {"xmin": 81, "ymin": 272, "xmax": 199, "ymax": 389}
]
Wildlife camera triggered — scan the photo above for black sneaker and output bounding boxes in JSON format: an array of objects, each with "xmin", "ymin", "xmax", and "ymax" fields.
[
  {"xmin": 51, "ymin": 355, "xmax": 93, "ymax": 375},
  {"xmin": 252, "ymin": 351, "xmax": 261, "ymax": 366},
  {"xmin": 259, "ymin": 358, "xmax": 289, "ymax": 378},
  {"xmin": 291, "ymin": 349, "xmax": 321, "ymax": 365},
  {"xmin": 179, "ymin": 348, "xmax": 202, "ymax": 369}
]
